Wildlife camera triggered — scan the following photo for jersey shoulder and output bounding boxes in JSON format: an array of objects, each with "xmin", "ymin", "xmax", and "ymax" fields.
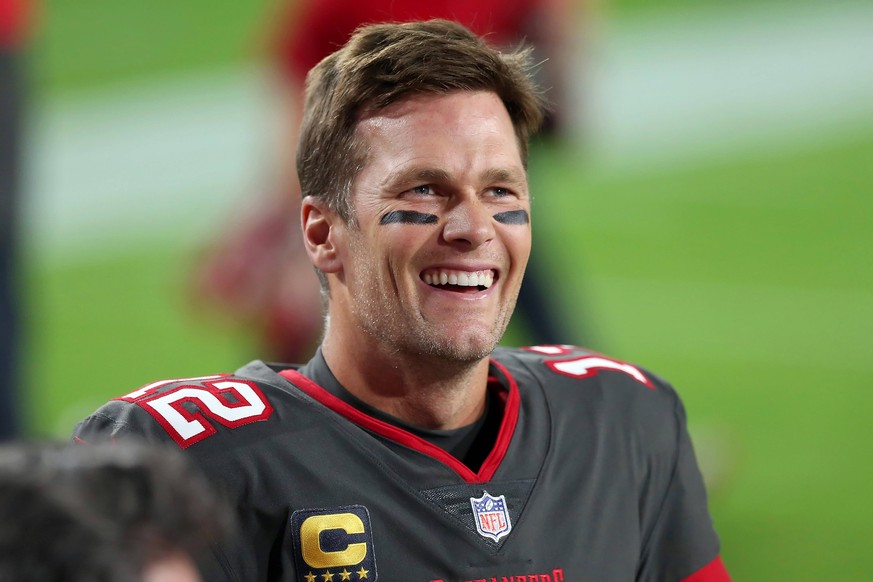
[
  {"xmin": 493, "ymin": 344, "xmax": 673, "ymax": 395},
  {"xmin": 73, "ymin": 364, "xmax": 288, "ymax": 450},
  {"xmin": 493, "ymin": 345, "xmax": 684, "ymax": 443}
]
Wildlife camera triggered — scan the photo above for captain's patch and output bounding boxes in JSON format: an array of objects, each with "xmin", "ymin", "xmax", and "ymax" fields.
[
  {"xmin": 290, "ymin": 505, "xmax": 377, "ymax": 581},
  {"xmin": 470, "ymin": 491, "xmax": 512, "ymax": 542}
]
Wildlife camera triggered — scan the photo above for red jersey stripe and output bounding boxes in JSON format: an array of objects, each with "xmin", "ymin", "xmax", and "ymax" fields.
[
  {"xmin": 279, "ymin": 361, "xmax": 519, "ymax": 483},
  {"xmin": 681, "ymin": 556, "xmax": 731, "ymax": 582}
]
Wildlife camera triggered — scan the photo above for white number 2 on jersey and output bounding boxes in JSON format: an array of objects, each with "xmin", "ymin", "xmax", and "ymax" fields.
[{"xmin": 125, "ymin": 379, "xmax": 274, "ymax": 448}]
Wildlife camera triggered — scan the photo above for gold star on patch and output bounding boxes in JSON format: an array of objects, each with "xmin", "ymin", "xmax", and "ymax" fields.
[
  {"xmin": 339, "ymin": 569, "xmax": 352, "ymax": 581},
  {"xmin": 356, "ymin": 567, "xmax": 369, "ymax": 579},
  {"xmin": 321, "ymin": 572, "xmax": 334, "ymax": 582},
  {"xmin": 304, "ymin": 574, "xmax": 316, "ymax": 582}
]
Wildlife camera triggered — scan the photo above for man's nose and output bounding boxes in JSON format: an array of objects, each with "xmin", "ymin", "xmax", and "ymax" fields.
[{"xmin": 441, "ymin": 196, "xmax": 496, "ymax": 249}]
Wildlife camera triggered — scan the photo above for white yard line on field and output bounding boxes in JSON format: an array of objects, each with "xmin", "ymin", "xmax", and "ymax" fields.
[{"xmin": 584, "ymin": 0, "xmax": 873, "ymax": 168}]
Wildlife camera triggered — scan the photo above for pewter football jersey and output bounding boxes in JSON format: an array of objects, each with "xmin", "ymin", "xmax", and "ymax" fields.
[{"xmin": 73, "ymin": 346, "xmax": 730, "ymax": 582}]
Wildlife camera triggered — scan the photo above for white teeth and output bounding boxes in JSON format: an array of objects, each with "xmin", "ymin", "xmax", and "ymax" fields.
[{"xmin": 423, "ymin": 269, "xmax": 495, "ymax": 289}]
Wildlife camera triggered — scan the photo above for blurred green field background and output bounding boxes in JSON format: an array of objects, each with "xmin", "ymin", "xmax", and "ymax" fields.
[{"xmin": 20, "ymin": 0, "xmax": 873, "ymax": 579}]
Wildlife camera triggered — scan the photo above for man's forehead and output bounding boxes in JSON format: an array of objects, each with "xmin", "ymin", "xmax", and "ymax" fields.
[{"xmin": 351, "ymin": 90, "xmax": 526, "ymax": 193}]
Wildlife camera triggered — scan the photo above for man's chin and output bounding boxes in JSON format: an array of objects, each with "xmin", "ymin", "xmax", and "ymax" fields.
[{"xmin": 415, "ymin": 328, "xmax": 502, "ymax": 363}]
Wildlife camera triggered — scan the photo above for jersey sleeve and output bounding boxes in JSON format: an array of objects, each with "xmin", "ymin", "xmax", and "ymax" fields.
[
  {"xmin": 637, "ymin": 388, "xmax": 731, "ymax": 582},
  {"xmin": 71, "ymin": 376, "xmax": 274, "ymax": 582},
  {"xmin": 73, "ymin": 400, "xmax": 169, "ymax": 445}
]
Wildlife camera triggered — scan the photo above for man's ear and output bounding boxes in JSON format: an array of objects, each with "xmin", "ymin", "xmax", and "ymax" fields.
[{"xmin": 301, "ymin": 196, "xmax": 344, "ymax": 274}]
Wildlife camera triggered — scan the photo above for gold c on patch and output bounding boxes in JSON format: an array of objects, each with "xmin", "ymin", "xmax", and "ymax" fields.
[{"xmin": 290, "ymin": 505, "xmax": 378, "ymax": 581}]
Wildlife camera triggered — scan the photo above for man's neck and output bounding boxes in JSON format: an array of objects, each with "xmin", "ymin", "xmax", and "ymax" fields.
[{"xmin": 320, "ymin": 334, "xmax": 491, "ymax": 430}]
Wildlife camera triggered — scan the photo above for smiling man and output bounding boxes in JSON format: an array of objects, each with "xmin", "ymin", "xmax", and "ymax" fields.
[
  {"xmin": 74, "ymin": 20, "xmax": 730, "ymax": 582},
  {"xmin": 305, "ymin": 90, "xmax": 532, "ymax": 429}
]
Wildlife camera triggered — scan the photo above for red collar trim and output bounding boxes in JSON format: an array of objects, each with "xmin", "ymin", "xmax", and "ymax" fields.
[{"xmin": 278, "ymin": 359, "xmax": 519, "ymax": 484}]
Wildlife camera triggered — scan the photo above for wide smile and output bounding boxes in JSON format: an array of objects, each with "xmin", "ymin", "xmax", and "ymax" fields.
[{"xmin": 420, "ymin": 268, "xmax": 498, "ymax": 294}]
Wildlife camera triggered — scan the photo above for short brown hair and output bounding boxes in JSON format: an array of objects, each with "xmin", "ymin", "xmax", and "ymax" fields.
[{"xmin": 297, "ymin": 19, "xmax": 546, "ymax": 221}]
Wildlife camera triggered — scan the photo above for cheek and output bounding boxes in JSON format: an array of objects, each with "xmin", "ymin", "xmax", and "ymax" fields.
[
  {"xmin": 505, "ymin": 225, "xmax": 532, "ymax": 267},
  {"xmin": 352, "ymin": 228, "xmax": 419, "ymax": 282},
  {"xmin": 380, "ymin": 228, "xmax": 440, "ymax": 292},
  {"xmin": 341, "ymin": 230, "xmax": 379, "ymax": 288},
  {"xmin": 381, "ymin": 226, "xmax": 435, "ymax": 260}
]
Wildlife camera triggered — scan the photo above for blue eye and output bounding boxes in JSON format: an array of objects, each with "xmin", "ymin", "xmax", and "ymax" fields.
[
  {"xmin": 411, "ymin": 185, "xmax": 433, "ymax": 195},
  {"xmin": 492, "ymin": 187, "xmax": 510, "ymax": 197}
]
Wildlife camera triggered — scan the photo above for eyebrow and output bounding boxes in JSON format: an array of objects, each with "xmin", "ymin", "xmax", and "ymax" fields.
[
  {"xmin": 383, "ymin": 166, "xmax": 527, "ymax": 191},
  {"xmin": 382, "ymin": 167, "xmax": 451, "ymax": 191},
  {"xmin": 480, "ymin": 167, "xmax": 528, "ymax": 188}
]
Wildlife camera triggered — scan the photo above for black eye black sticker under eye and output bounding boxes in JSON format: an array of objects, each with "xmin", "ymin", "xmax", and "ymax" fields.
[
  {"xmin": 493, "ymin": 210, "xmax": 530, "ymax": 225},
  {"xmin": 379, "ymin": 210, "xmax": 439, "ymax": 225}
]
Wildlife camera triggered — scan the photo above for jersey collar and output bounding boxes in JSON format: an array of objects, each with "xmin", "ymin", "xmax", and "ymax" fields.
[{"xmin": 277, "ymin": 357, "xmax": 520, "ymax": 484}]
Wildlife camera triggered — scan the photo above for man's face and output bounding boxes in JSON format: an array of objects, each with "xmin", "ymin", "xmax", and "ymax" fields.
[{"xmin": 328, "ymin": 90, "xmax": 531, "ymax": 362}]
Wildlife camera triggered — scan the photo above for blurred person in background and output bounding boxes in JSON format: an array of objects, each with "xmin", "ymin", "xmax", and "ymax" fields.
[
  {"xmin": 0, "ymin": 441, "xmax": 235, "ymax": 581},
  {"xmin": 0, "ymin": 0, "xmax": 29, "ymax": 440},
  {"xmin": 192, "ymin": 0, "xmax": 580, "ymax": 363}
]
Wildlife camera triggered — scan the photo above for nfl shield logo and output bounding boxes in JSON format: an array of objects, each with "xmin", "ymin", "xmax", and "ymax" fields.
[{"xmin": 470, "ymin": 491, "xmax": 512, "ymax": 542}]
